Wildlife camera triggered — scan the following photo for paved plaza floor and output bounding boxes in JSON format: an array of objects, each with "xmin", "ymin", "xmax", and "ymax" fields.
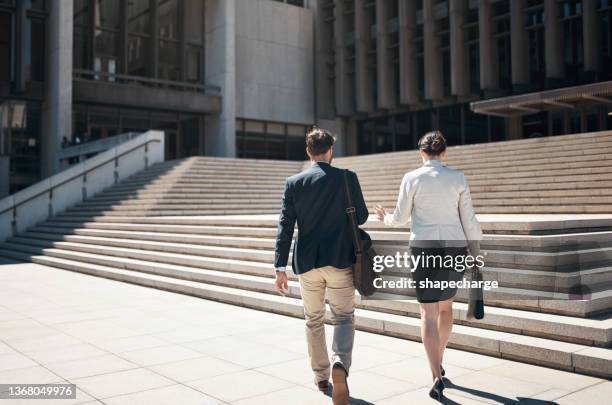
[{"xmin": 0, "ymin": 262, "xmax": 610, "ymax": 405}]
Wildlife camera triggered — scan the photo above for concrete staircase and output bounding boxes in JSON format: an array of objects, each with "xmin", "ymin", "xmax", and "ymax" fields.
[{"xmin": 0, "ymin": 132, "xmax": 611, "ymax": 378}]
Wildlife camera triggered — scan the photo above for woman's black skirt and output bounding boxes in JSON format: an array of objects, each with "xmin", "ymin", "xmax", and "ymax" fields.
[{"xmin": 410, "ymin": 246, "xmax": 467, "ymax": 303}]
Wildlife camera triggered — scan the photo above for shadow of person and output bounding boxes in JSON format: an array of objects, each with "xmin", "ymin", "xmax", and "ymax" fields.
[
  {"xmin": 321, "ymin": 384, "xmax": 375, "ymax": 405},
  {"xmin": 443, "ymin": 379, "xmax": 558, "ymax": 405}
]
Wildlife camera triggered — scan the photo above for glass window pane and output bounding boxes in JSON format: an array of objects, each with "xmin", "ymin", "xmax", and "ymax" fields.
[
  {"xmin": 267, "ymin": 123, "xmax": 286, "ymax": 160},
  {"xmin": 152, "ymin": 113, "xmax": 178, "ymax": 131},
  {"xmin": 244, "ymin": 121, "xmax": 265, "ymax": 158},
  {"xmin": 128, "ymin": 0, "xmax": 150, "ymax": 35},
  {"xmin": 121, "ymin": 110, "xmax": 150, "ymax": 132},
  {"xmin": 158, "ymin": 0, "xmax": 178, "ymax": 40},
  {"xmin": 186, "ymin": 46, "xmax": 202, "ymax": 82},
  {"xmin": 128, "ymin": 35, "xmax": 149, "ymax": 76},
  {"xmin": 30, "ymin": 0, "xmax": 45, "ymax": 10},
  {"xmin": 95, "ymin": 0, "xmax": 120, "ymax": 30},
  {"xmin": 74, "ymin": 0, "xmax": 90, "ymax": 26},
  {"xmin": 185, "ymin": 0, "xmax": 203, "ymax": 45},
  {"xmin": 245, "ymin": 121, "xmax": 264, "ymax": 133},
  {"xmin": 0, "ymin": 12, "xmax": 10, "ymax": 82},
  {"xmin": 158, "ymin": 40, "xmax": 180, "ymax": 80},
  {"xmin": 180, "ymin": 116, "xmax": 201, "ymax": 157},
  {"xmin": 27, "ymin": 18, "xmax": 45, "ymax": 81},
  {"xmin": 73, "ymin": 25, "xmax": 90, "ymax": 69},
  {"xmin": 94, "ymin": 30, "xmax": 119, "ymax": 76},
  {"xmin": 287, "ymin": 125, "xmax": 306, "ymax": 137}
]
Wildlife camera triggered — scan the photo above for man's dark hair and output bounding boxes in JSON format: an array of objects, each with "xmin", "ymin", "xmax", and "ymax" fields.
[{"xmin": 306, "ymin": 127, "xmax": 336, "ymax": 156}]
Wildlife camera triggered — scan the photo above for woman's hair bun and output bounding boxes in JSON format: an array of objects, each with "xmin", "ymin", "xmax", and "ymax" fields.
[{"xmin": 418, "ymin": 130, "xmax": 447, "ymax": 156}]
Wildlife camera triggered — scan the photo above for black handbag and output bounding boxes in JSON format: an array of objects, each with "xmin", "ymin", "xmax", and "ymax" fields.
[
  {"xmin": 467, "ymin": 267, "xmax": 485, "ymax": 319},
  {"xmin": 343, "ymin": 170, "xmax": 378, "ymax": 297}
]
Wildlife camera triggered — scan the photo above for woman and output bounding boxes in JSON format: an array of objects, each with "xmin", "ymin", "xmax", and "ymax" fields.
[{"xmin": 374, "ymin": 131, "xmax": 482, "ymax": 400}]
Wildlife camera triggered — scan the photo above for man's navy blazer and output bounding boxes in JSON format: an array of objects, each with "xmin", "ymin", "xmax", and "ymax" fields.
[{"xmin": 274, "ymin": 161, "xmax": 369, "ymax": 275}]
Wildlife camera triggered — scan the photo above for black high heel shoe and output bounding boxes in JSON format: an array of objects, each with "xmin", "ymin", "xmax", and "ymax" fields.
[
  {"xmin": 440, "ymin": 365, "xmax": 445, "ymax": 377},
  {"xmin": 429, "ymin": 377, "xmax": 445, "ymax": 400}
]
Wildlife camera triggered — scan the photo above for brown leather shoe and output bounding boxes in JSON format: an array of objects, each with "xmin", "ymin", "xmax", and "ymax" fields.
[
  {"xmin": 316, "ymin": 380, "xmax": 329, "ymax": 392},
  {"xmin": 331, "ymin": 364, "xmax": 349, "ymax": 405}
]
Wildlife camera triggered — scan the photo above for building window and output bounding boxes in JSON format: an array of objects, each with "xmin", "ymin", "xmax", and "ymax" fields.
[
  {"xmin": 599, "ymin": 0, "xmax": 612, "ymax": 79},
  {"xmin": 127, "ymin": 0, "xmax": 151, "ymax": 76},
  {"xmin": 93, "ymin": 0, "xmax": 120, "ymax": 78},
  {"xmin": 236, "ymin": 119, "xmax": 308, "ymax": 160},
  {"xmin": 0, "ymin": 11, "xmax": 10, "ymax": 83},
  {"xmin": 158, "ymin": 0, "xmax": 180, "ymax": 81},
  {"xmin": 525, "ymin": 0, "xmax": 545, "ymax": 86},
  {"xmin": 561, "ymin": 0, "xmax": 584, "ymax": 82},
  {"xmin": 493, "ymin": 0, "xmax": 511, "ymax": 91},
  {"xmin": 465, "ymin": 4, "xmax": 479, "ymax": 93}
]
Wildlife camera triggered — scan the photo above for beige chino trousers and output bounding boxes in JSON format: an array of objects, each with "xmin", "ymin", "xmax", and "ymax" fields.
[{"xmin": 298, "ymin": 266, "xmax": 355, "ymax": 383}]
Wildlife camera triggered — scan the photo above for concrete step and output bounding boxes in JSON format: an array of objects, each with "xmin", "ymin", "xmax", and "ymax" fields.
[
  {"xmin": 56, "ymin": 204, "xmax": 612, "ymax": 215},
  {"xmin": 45, "ymin": 214, "xmax": 612, "ymax": 235},
  {"xmin": 3, "ymin": 237, "xmax": 609, "ymax": 316},
  {"xmin": 19, "ymin": 228, "xmax": 611, "ymax": 271},
  {"xmin": 3, "ymin": 246, "xmax": 610, "ymax": 346},
  {"xmin": 36, "ymin": 221, "xmax": 612, "ymax": 250},
  {"xmin": 20, "ymin": 228, "xmax": 612, "ymax": 294},
  {"xmin": 0, "ymin": 248, "xmax": 608, "ymax": 378}
]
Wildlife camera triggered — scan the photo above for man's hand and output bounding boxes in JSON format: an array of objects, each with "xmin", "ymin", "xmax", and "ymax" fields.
[
  {"xmin": 275, "ymin": 272, "xmax": 289, "ymax": 296},
  {"xmin": 374, "ymin": 204, "xmax": 386, "ymax": 222}
]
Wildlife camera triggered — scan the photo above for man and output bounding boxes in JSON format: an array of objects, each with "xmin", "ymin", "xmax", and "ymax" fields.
[{"xmin": 274, "ymin": 127, "xmax": 368, "ymax": 405}]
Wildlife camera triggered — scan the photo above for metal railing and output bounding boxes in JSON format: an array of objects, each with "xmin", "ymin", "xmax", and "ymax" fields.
[
  {"xmin": 73, "ymin": 69, "xmax": 222, "ymax": 95},
  {"xmin": 59, "ymin": 132, "xmax": 142, "ymax": 166}
]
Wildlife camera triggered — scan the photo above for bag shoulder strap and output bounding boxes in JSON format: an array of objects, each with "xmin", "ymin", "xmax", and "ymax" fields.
[{"xmin": 343, "ymin": 170, "xmax": 362, "ymax": 254}]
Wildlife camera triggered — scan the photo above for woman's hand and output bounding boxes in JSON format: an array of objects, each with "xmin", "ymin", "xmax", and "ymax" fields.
[{"xmin": 374, "ymin": 204, "xmax": 386, "ymax": 222}]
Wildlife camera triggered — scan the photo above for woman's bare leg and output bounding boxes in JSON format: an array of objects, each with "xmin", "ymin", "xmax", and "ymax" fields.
[
  {"xmin": 420, "ymin": 302, "xmax": 442, "ymax": 380},
  {"xmin": 438, "ymin": 298, "xmax": 454, "ymax": 365}
]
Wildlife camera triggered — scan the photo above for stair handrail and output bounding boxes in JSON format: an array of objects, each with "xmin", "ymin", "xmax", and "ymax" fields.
[
  {"xmin": 0, "ymin": 130, "xmax": 165, "ymax": 242},
  {"xmin": 59, "ymin": 131, "xmax": 143, "ymax": 165}
]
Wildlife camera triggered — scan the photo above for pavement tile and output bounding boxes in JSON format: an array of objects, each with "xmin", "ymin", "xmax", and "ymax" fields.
[
  {"xmin": 341, "ymin": 370, "xmax": 420, "ymax": 402},
  {"xmin": 556, "ymin": 381, "xmax": 612, "ymax": 405},
  {"xmin": 149, "ymin": 355, "xmax": 245, "ymax": 382},
  {"xmin": 102, "ymin": 384, "xmax": 222, "ymax": 405},
  {"xmin": 25, "ymin": 343, "xmax": 108, "ymax": 365},
  {"xmin": 483, "ymin": 361, "xmax": 603, "ymax": 391},
  {"xmin": 0, "ymin": 352, "xmax": 39, "ymax": 372},
  {"xmin": 45, "ymin": 353, "xmax": 138, "ymax": 379},
  {"xmin": 186, "ymin": 369, "xmax": 292, "ymax": 402},
  {"xmin": 71, "ymin": 368, "xmax": 175, "ymax": 399},
  {"xmin": 117, "ymin": 344, "xmax": 203, "ymax": 367},
  {"xmin": 231, "ymin": 385, "xmax": 331, "ymax": 405}
]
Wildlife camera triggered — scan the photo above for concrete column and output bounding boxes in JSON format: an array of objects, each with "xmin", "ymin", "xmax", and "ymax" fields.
[
  {"xmin": 355, "ymin": 0, "xmax": 375, "ymax": 112},
  {"xmin": 204, "ymin": 0, "xmax": 236, "ymax": 157},
  {"xmin": 398, "ymin": 0, "xmax": 418, "ymax": 105},
  {"xmin": 41, "ymin": 0, "xmax": 73, "ymax": 178},
  {"xmin": 376, "ymin": 0, "xmax": 396, "ymax": 109},
  {"xmin": 510, "ymin": 0, "xmax": 529, "ymax": 85},
  {"xmin": 583, "ymin": 0, "xmax": 601, "ymax": 73},
  {"xmin": 449, "ymin": 0, "xmax": 469, "ymax": 96},
  {"xmin": 312, "ymin": 0, "xmax": 335, "ymax": 119},
  {"xmin": 423, "ymin": 0, "xmax": 443, "ymax": 100},
  {"xmin": 478, "ymin": 0, "xmax": 498, "ymax": 90},
  {"xmin": 544, "ymin": 0, "xmax": 564, "ymax": 79},
  {"xmin": 334, "ymin": 0, "xmax": 353, "ymax": 116}
]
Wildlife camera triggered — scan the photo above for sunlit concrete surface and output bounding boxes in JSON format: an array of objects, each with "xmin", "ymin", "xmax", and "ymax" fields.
[{"xmin": 0, "ymin": 262, "xmax": 609, "ymax": 405}]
